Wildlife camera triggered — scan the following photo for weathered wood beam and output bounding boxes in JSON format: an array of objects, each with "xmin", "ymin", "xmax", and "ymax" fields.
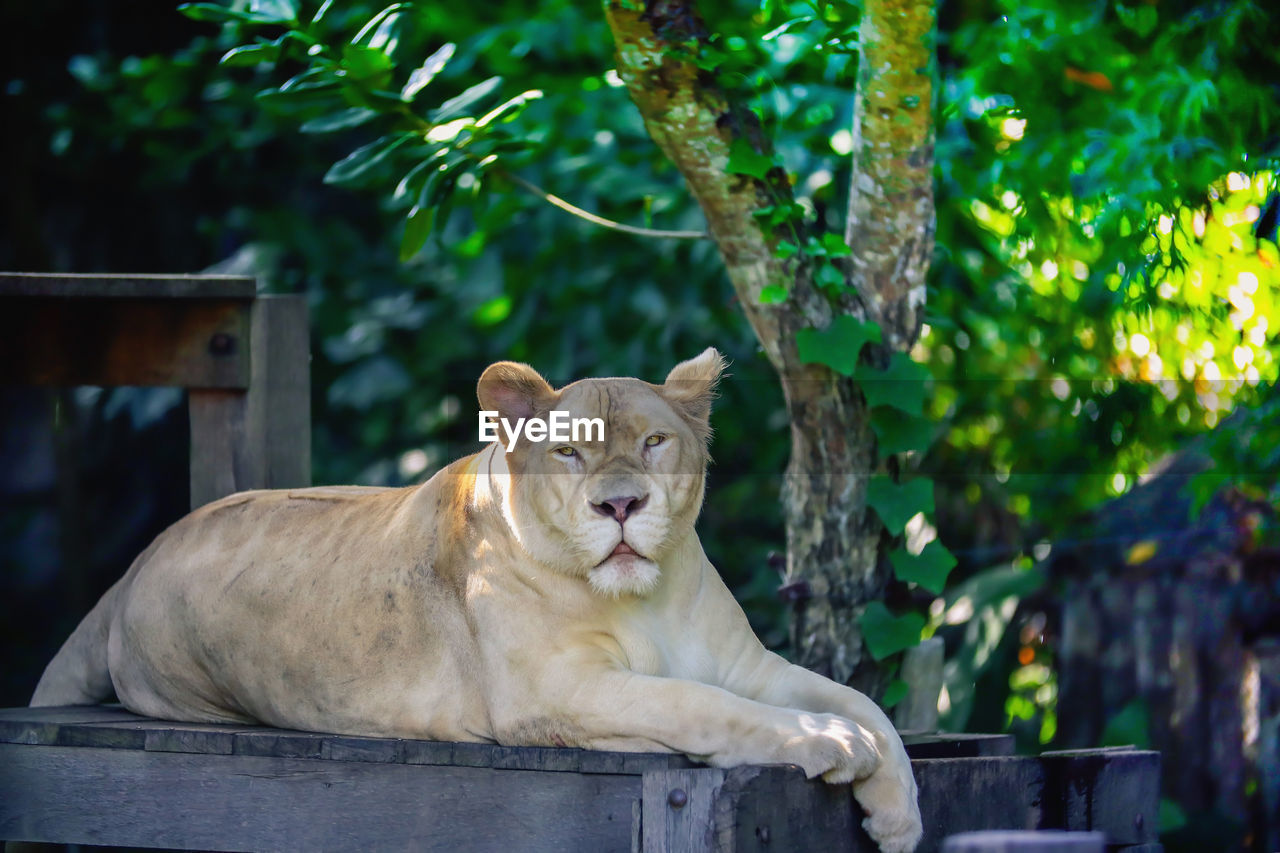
[{"xmin": 0, "ymin": 706, "xmax": 1162, "ymax": 852}]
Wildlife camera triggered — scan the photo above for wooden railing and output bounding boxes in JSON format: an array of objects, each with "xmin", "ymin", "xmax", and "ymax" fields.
[{"xmin": 0, "ymin": 272, "xmax": 310, "ymax": 507}]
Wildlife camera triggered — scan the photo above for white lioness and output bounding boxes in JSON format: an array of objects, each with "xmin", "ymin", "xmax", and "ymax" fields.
[{"xmin": 33, "ymin": 349, "xmax": 921, "ymax": 853}]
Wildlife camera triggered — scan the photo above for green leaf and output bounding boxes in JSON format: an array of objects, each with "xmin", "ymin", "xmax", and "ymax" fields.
[
  {"xmin": 763, "ymin": 16, "xmax": 816, "ymax": 40},
  {"xmin": 870, "ymin": 408, "xmax": 938, "ymax": 455},
  {"xmin": 774, "ymin": 240, "xmax": 798, "ymax": 260},
  {"xmin": 759, "ymin": 284, "xmax": 788, "ymax": 304},
  {"xmin": 795, "ymin": 315, "xmax": 881, "ymax": 376},
  {"xmin": 220, "ymin": 44, "xmax": 275, "ymax": 66},
  {"xmin": 866, "ymin": 476, "xmax": 933, "ymax": 533},
  {"xmin": 890, "ymin": 541, "xmax": 957, "ymax": 594},
  {"xmin": 311, "ymin": 0, "xmax": 334, "ymax": 25},
  {"xmin": 177, "ymin": 3, "xmax": 278, "ymax": 23},
  {"xmin": 401, "ymin": 42, "xmax": 455, "ymax": 101},
  {"xmin": 476, "ymin": 89, "xmax": 543, "ymax": 128},
  {"xmin": 433, "ymin": 76, "xmax": 503, "ymax": 122},
  {"xmin": 249, "ymin": 0, "xmax": 298, "ymax": 22},
  {"xmin": 821, "ymin": 232, "xmax": 852, "ymax": 257},
  {"xmin": 391, "ymin": 157, "xmax": 438, "ymax": 204},
  {"xmin": 324, "ymin": 133, "xmax": 414, "ymax": 185},
  {"xmin": 473, "ymin": 295, "xmax": 512, "ymax": 326},
  {"xmin": 1116, "ymin": 3, "xmax": 1157, "ymax": 37},
  {"xmin": 726, "ymin": 138, "xmax": 774, "ymax": 179},
  {"xmin": 860, "ymin": 602, "xmax": 925, "ymax": 661},
  {"xmin": 342, "ymin": 44, "xmax": 393, "ymax": 83},
  {"xmin": 815, "ymin": 263, "xmax": 845, "ymax": 290},
  {"xmin": 254, "ymin": 80, "xmax": 344, "ymax": 116},
  {"xmin": 882, "ymin": 679, "xmax": 909, "ymax": 708},
  {"xmin": 854, "ymin": 352, "xmax": 930, "ymax": 414},
  {"xmin": 299, "ymin": 107, "xmax": 379, "ymax": 133},
  {"xmin": 352, "ymin": 3, "xmax": 410, "ymax": 45},
  {"xmin": 692, "ymin": 45, "xmax": 727, "ymax": 72},
  {"xmin": 399, "ymin": 205, "xmax": 435, "ymax": 262}
]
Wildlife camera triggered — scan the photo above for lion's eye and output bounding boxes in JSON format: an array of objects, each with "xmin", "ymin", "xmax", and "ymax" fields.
[
  {"xmin": 645, "ymin": 434, "xmax": 667, "ymax": 447},
  {"xmin": 554, "ymin": 446, "xmax": 577, "ymax": 458}
]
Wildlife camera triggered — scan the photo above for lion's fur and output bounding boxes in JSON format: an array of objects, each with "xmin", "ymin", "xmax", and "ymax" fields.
[{"xmin": 31, "ymin": 349, "xmax": 921, "ymax": 853}]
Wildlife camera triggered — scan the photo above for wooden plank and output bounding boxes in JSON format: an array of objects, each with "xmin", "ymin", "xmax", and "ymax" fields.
[
  {"xmin": 941, "ymin": 830, "xmax": 1105, "ymax": 852},
  {"xmin": 904, "ymin": 732, "xmax": 1015, "ymax": 758},
  {"xmin": 188, "ymin": 294, "xmax": 310, "ymax": 508},
  {"xmin": 232, "ymin": 730, "xmax": 329, "ymax": 760},
  {"xmin": 714, "ymin": 764, "xmax": 860, "ymax": 852},
  {"xmin": 402, "ymin": 738, "xmax": 460, "ymax": 767},
  {"xmin": 0, "ymin": 711, "xmax": 1167, "ymax": 851},
  {"xmin": 321, "ymin": 735, "xmax": 405, "ymax": 764},
  {"xmin": 914, "ymin": 756, "xmax": 1046, "ymax": 853},
  {"xmin": 0, "ymin": 744, "xmax": 641, "ymax": 852},
  {"xmin": 0, "ymin": 297, "xmax": 251, "ymax": 389},
  {"xmin": 144, "ymin": 724, "xmax": 252, "ymax": 756},
  {"xmin": 0, "ymin": 272, "xmax": 256, "ymax": 299},
  {"xmin": 1039, "ymin": 748, "xmax": 1160, "ymax": 845},
  {"xmin": 0, "ymin": 707, "xmax": 697, "ymax": 774},
  {"xmin": 641, "ymin": 767, "xmax": 725, "ymax": 853},
  {"xmin": 0, "ymin": 707, "xmax": 1019, "ymax": 771},
  {"xmin": 0, "ymin": 705, "xmax": 147, "ymax": 745}
]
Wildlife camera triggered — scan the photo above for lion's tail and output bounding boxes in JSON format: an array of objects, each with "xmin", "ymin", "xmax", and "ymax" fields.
[{"xmin": 30, "ymin": 580, "xmax": 121, "ymax": 707}]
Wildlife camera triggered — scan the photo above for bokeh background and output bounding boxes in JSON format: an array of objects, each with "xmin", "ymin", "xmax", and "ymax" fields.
[{"xmin": 1, "ymin": 0, "xmax": 1277, "ymax": 848}]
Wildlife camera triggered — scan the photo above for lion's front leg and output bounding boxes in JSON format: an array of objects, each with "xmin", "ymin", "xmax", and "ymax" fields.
[
  {"xmin": 493, "ymin": 667, "xmax": 882, "ymax": 784},
  {"xmin": 741, "ymin": 652, "xmax": 922, "ymax": 853}
]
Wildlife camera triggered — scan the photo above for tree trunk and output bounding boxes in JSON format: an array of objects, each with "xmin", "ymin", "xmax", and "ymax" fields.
[
  {"xmin": 603, "ymin": 0, "xmax": 935, "ymax": 693},
  {"xmin": 844, "ymin": 0, "xmax": 936, "ymax": 351}
]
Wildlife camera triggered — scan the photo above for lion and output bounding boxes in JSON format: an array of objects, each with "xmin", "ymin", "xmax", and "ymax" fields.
[{"xmin": 31, "ymin": 348, "xmax": 922, "ymax": 853}]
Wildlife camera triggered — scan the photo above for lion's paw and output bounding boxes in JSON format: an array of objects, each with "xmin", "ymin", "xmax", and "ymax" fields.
[
  {"xmin": 861, "ymin": 806, "xmax": 923, "ymax": 853},
  {"xmin": 854, "ymin": 763, "xmax": 922, "ymax": 853},
  {"xmin": 778, "ymin": 713, "xmax": 876, "ymax": 784}
]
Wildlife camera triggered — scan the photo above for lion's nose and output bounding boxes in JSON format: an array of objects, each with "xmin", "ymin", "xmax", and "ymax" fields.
[{"xmin": 592, "ymin": 495, "xmax": 648, "ymax": 523}]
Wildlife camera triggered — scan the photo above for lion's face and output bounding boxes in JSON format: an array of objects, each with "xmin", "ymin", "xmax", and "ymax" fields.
[{"xmin": 477, "ymin": 349, "xmax": 725, "ymax": 597}]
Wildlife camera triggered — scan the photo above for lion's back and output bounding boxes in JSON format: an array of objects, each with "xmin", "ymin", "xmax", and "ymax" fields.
[{"xmin": 106, "ymin": 482, "xmax": 480, "ymax": 732}]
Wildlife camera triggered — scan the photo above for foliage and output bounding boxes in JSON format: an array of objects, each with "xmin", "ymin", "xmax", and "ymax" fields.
[{"xmin": 926, "ymin": 0, "xmax": 1280, "ymax": 536}]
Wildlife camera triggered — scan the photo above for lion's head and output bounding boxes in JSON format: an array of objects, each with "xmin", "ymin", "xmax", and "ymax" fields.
[{"xmin": 476, "ymin": 348, "xmax": 726, "ymax": 597}]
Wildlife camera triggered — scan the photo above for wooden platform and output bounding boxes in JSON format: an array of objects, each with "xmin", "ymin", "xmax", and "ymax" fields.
[{"xmin": 0, "ymin": 706, "xmax": 1160, "ymax": 852}]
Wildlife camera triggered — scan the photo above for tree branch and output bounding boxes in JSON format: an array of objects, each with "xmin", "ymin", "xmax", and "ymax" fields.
[
  {"xmin": 394, "ymin": 105, "xmax": 704, "ymax": 241},
  {"xmin": 499, "ymin": 170, "xmax": 708, "ymax": 240}
]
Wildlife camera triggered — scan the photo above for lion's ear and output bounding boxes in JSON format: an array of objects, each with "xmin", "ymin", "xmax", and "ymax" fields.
[
  {"xmin": 662, "ymin": 348, "xmax": 727, "ymax": 432},
  {"xmin": 477, "ymin": 362, "xmax": 556, "ymax": 422}
]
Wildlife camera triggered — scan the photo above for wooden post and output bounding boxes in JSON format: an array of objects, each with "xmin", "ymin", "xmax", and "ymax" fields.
[
  {"xmin": 896, "ymin": 636, "xmax": 944, "ymax": 732},
  {"xmin": 189, "ymin": 294, "xmax": 310, "ymax": 508},
  {"xmin": 641, "ymin": 764, "xmax": 860, "ymax": 852}
]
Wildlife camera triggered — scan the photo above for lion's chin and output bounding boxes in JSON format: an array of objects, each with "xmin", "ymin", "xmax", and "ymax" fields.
[{"xmin": 588, "ymin": 555, "xmax": 660, "ymax": 598}]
